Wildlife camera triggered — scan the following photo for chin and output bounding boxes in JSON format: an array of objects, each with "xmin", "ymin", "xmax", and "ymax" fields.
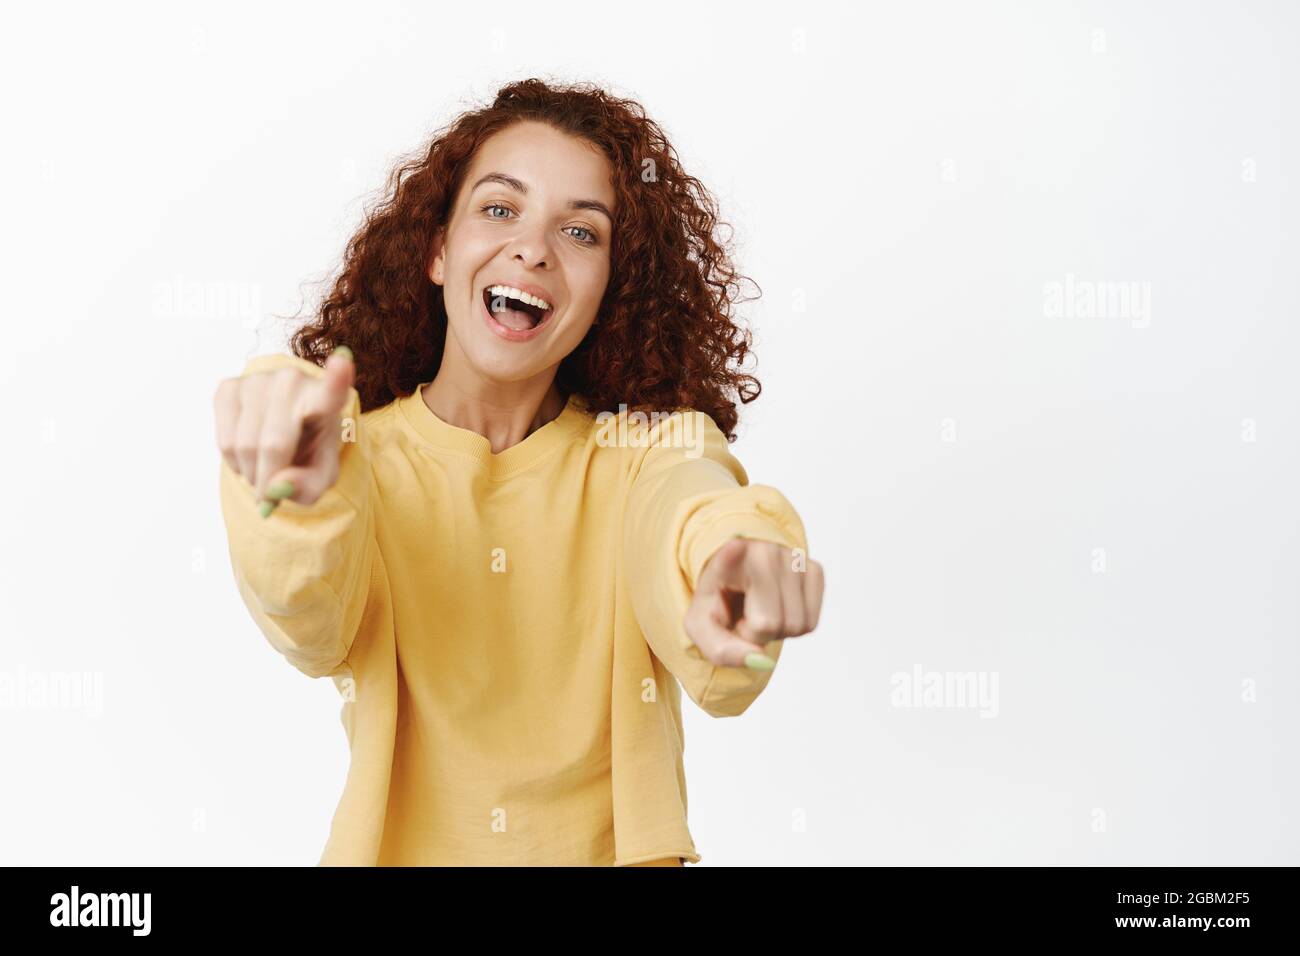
[{"xmin": 464, "ymin": 343, "xmax": 550, "ymax": 384}]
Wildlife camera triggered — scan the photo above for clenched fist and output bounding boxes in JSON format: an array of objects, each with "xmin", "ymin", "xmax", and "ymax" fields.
[
  {"xmin": 683, "ymin": 537, "xmax": 825, "ymax": 670},
  {"xmin": 213, "ymin": 346, "xmax": 355, "ymax": 515}
]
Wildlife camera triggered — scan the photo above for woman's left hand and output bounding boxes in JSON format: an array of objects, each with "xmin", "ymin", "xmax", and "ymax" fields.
[{"xmin": 683, "ymin": 538, "xmax": 824, "ymax": 669}]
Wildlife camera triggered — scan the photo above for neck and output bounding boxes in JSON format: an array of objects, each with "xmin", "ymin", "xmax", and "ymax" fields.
[{"xmin": 420, "ymin": 365, "xmax": 567, "ymax": 455}]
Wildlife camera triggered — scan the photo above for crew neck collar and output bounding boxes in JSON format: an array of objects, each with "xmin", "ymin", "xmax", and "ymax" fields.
[{"xmin": 396, "ymin": 384, "xmax": 589, "ymax": 476}]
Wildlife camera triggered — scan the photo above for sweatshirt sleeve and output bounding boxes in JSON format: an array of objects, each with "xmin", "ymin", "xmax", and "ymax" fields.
[
  {"xmin": 621, "ymin": 409, "xmax": 810, "ymax": 718},
  {"xmin": 218, "ymin": 352, "xmax": 379, "ymax": 679}
]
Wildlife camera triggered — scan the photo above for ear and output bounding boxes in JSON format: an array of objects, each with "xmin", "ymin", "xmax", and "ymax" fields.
[{"xmin": 428, "ymin": 227, "xmax": 446, "ymax": 286}]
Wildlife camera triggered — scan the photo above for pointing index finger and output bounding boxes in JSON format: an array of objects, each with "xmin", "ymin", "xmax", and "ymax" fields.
[
  {"xmin": 695, "ymin": 536, "xmax": 750, "ymax": 594},
  {"xmin": 299, "ymin": 346, "xmax": 355, "ymax": 421}
]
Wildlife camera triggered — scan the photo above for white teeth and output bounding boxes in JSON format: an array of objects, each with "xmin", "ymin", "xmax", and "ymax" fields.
[{"xmin": 487, "ymin": 284, "xmax": 551, "ymax": 311}]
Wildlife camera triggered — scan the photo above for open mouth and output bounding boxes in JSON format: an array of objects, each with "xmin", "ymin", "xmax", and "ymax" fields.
[{"xmin": 482, "ymin": 285, "xmax": 550, "ymax": 332}]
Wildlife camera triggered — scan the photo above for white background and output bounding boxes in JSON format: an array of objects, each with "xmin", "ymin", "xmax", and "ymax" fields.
[{"xmin": 1, "ymin": 0, "xmax": 1295, "ymax": 865}]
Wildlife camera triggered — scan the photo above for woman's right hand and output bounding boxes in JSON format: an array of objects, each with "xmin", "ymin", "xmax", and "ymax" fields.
[{"xmin": 213, "ymin": 347, "xmax": 355, "ymax": 514}]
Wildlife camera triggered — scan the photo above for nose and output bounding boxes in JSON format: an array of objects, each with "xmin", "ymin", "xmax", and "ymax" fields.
[{"xmin": 506, "ymin": 218, "xmax": 553, "ymax": 269}]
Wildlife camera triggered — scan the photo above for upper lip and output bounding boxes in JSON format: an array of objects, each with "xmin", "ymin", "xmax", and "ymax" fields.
[{"xmin": 482, "ymin": 279, "xmax": 556, "ymax": 309}]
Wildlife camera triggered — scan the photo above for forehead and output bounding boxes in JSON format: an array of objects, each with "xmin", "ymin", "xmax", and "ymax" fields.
[{"xmin": 463, "ymin": 121, "xmax": 615, "ymax": 208}]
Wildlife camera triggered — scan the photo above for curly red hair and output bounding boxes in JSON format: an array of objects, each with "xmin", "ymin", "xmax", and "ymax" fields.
[{"xmin": 288, "ymin": 77, "xmax": 761, "ymax": 440}]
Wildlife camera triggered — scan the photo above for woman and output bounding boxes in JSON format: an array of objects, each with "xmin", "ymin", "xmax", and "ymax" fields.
[{"xmin": 213, "ymin": 78, "xmax": 825, "ymax": 866}]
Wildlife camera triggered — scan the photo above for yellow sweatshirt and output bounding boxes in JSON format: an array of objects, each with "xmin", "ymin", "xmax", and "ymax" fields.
[{"xmin": 218, "ymin": 353, "xmax": 809, "ymax": 866}]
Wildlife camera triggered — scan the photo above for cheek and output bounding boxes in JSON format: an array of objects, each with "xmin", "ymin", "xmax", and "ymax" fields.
[
  {"xmin": 575, "ymin": 261, "xmax": 610, "ymax": 312},
  {"xmin": 566, "ymin": 284, "xmax": 602, "ymax": 331},
  {"xmin": 442, "ymin": 230, "xmax": 487, "ymax": 283}
]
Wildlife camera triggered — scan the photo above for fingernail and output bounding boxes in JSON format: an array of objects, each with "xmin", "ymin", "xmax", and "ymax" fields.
[
  {"xmin": 331, "ymin": 345, "xmax": 353, "ymax": 362},
  {"xmin": 743, "ymin": 653, "xmax": 775, "ymax": 671},
  {"xmin": 265, "ymin": 479, "xmax": 296, "ymax": 501},
  {"xmin": 258, "ymin": 500, "xmax": 277, "ymax": 519}
]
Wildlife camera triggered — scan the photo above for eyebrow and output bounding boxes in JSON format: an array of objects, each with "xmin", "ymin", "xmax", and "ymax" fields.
[{"xmin": 470, "ymin": 172, "xmax": 613, "ymax": 222}]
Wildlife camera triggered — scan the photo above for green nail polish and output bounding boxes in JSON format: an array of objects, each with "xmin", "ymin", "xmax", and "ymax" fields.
[
  {"xmin": 265, "ymin": 479, "xmax": 296, "ymax": 501},
  {"xmin": 743, "ymin": 653, "xmax": 775, "ymax": 671},
  {"xmin": 258, "ymin": 500, "xmax": 276, "ymax": 519},
  {"xmin": 331, "ymin": 345, "xmax": 353, "ymax": 362}
]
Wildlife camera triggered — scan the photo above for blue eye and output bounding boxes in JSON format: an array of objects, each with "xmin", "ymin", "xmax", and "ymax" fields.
[{"xmin": 479, "ymin": 203, "xmax": 598, "ymax": 245}]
